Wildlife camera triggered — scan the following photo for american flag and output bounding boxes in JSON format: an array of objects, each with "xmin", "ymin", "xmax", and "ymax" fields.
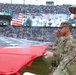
[
  {"xmin": 0, "ymin": 36, "xmax": 48, "ymax": 75},
  {"xmin": 11, "ymin": 13, "xmax": 23, "ymax": 26}
]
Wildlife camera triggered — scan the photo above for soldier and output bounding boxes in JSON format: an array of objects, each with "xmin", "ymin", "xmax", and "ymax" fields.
[
  {"xmin": 53, "ymin": 6, "xmax": 76, "ymax": 75},
  {"xmin": 43, "ymin": 21, "xmax": 75, "ymax": 75}
]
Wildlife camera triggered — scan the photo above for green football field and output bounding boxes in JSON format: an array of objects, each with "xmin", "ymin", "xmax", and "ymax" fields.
[{"xmin": 19, "ymin": 56, "xmax": 50, "ymax": 75}]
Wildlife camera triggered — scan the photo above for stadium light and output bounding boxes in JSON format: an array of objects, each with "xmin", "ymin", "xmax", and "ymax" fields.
[
  {"xmin": 11, "ymin": 0, "xmax": 12, "ymax": 4},
  {"xmin": 23, "ymin": 0, "xmax": 25, "ymax": 4}
]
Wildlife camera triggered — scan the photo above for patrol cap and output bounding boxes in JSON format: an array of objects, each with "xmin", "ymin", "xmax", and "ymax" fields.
[
  {"xmin": 59, "ymin": 21, "xmax": 73, "ymax": 31},
  {"xmin": 69, "ymin": 5, "xmax": 76, "ymax": 14},
  {"xmin": 60, "ymin": 21, "xmax": 72, "ymax": 28}
]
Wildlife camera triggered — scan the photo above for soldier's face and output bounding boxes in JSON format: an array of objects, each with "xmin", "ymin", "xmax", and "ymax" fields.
[{"xmin": 59, "ymin": 27, "xmax": 68, "ymax": 36}]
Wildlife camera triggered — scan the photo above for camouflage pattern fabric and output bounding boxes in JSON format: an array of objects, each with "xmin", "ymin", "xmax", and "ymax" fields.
[
  {"xmin": 52, "ymin": 43, "xmax": 76, "ymax": 75},
  {"xmin": 48, "ymin": 35, "xmax": 75, "ymax": 75},
  {"xmin": 51, "ymin": 35, "xmax": 75, "ymax": 59},
  {"xmin": 53, "ymin": 54, "xmax": 76, "ymax": 75},
  {"xmin": 51, "ymin": 36, "xmax": 65, "ymax": 51}
]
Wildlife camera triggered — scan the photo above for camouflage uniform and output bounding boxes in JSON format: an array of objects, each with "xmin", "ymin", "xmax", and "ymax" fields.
[
  {"xmin": 51, "ymin": 36, "xmax": 65, "ymax": 50},
  {"xmin": 51, "ymin": 35, "xmax": 75, "ymax": 59},
  {"xmin": 49, "ymin": 35, "xmax": 75, "ymax": 75},
  {"xmin": 53, "ymin": 48, "xmax": 76, "ymax": 75},
  {"xmin": 48, "ymin": 21, "xmax": 76, "ymax": 75},
  {"xmin": 43, "ymin": 36, "xmax": 65, "ymax": 65}
]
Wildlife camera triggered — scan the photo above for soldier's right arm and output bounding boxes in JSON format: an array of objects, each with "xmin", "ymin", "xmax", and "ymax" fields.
[{"xmin": 53, "ymin": 54, "xmax": 76, "ymax": 75}]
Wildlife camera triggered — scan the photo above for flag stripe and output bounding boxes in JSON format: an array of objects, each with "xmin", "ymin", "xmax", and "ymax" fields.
[
  {"xmin": 18, "ymin": 13, "xmax": 23, "ymax": 20},
  {"xmin": 11, "ymin": 13, "xmax": 23, "ymax": 26}
]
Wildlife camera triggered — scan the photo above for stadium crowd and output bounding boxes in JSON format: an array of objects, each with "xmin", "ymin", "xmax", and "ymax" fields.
[
  {"xmin": 0, "ymin": 26, "xmax": 76, "ymax": 42},
  {"xmin": 0, "ymin": 3, "xmax": 71, "ymax": 14},
  {"xmin": 0, "ymin": 3, "xmax": 76, "ymax": 42}
]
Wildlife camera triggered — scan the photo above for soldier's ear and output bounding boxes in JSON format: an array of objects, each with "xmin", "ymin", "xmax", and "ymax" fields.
[{"xmin": 65, "ymin": 27, "xmax": 69, "ymax": 31}]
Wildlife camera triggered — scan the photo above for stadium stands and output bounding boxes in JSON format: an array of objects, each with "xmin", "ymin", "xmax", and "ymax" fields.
[
  {"xmin": 0, "ymin": 26, "xmax": 76, "ymax": 42},
  {"xmin": 0, "ymin": 3, "xmax": 76, "ymax": 42}
]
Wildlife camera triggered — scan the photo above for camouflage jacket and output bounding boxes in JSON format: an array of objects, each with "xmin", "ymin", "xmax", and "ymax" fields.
[
  {"xmin": 53, "ymin": 50, "xmax": 76, "ymax": 75},
  {"xmin": 51, "ymin": 35, "xmax": 75, "ymax": 59}
]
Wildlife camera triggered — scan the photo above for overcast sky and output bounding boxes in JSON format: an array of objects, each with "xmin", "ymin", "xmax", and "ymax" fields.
[{"xmin": 0, "ymin": 0, "xmax": 76, "ymax": 5}]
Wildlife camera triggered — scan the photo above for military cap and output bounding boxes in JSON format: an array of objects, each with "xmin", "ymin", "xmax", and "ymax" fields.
[
  {"xmin": 69, "ymin": 5, "xmax": 76, "ymax": 14},
  {"xmin": 60, "ymin": 21, "xmax": 72, "ymax": 28}
]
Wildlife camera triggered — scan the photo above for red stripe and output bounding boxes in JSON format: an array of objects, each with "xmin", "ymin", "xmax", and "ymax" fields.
[
  {"xmin": 12, "ymin": 21, "xmax": 22, "ymax": 24},
  {"xmin": 12, "ymin": 20, "xmax": 22, "ymax": 26},
  {"xmin": 18, "ymin": 13, "xmax": 23, "ymax": 20},
  {"xmin": 12, "ymin": 20, "xmax": 22, "ymax": 23},
  {"xmin": 12, "ymin": 23, "xmax": 22, "ymax": 26},
  {"xmin": 12, "ymin": 22, "xmax": 22, "ymax": 24}
]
